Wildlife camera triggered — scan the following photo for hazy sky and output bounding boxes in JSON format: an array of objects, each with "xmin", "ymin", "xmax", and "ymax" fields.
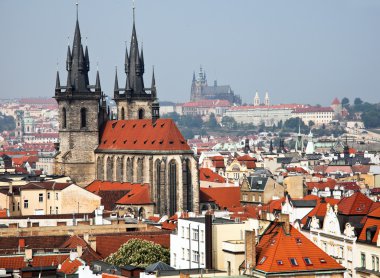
[{"xmin": 0, "ymin": 1, "xmax": 379, "ymax": 106}]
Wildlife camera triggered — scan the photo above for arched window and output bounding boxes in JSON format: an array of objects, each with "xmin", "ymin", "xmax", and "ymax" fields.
[
  {"xmin": 169, "ymin": 160, "xmax": 177, "ymax": 215},
  {"xmin": 62, "ymin": 108, "xmax": 67, "ymax": 129},
  {"xmin": 182, "ymin": 159, "xmax": 192, "ymax": 211},
  {"xmin": 126, "ymin": 158, "xmax": 133, "ymax": 182},
  {"xmin": 121, "ymin": 107, "xmax": 125, "ymax": 120},
  {"xmin": 138, "ymin": 108, "xmax": 144, "ymax": 119},
  {"xmin": 106, "ymin": 156, "xmax": 113, "ymax": 181},
  {"xmin": 155, "ymin": 160, "xmax": 161, "ymax": 214},
  {"xmin": 80, "ymin": 108, "xmax": 86, "ymax": 128},
  {"xmin": 97, "ymin": 157, "xmax": 104, "ymax": 180},
  {"xmin": 137, "ymin": 158, "xmax": 144, "ymax": 183},
  {"xmin": 116, "ymin": 157, "xmax": 123, "ymax": 181}
]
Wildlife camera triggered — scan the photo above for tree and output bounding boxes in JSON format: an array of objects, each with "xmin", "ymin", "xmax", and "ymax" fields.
[
  {"xmin": 0, "ymin": 113, "xmax": 16, "ymax": 132},
  {"xmin": 283, "ymin": 117, "xmax": 307, "ymax": 133},
  {"xmin": 354, "ymin": 97, "xmax": 363, "ymax": 106},
  {"xmin": 207, "ymin": 113, "xmax": 218, "ymax": 128},
  {"xmin": 308, "ymin": 120, "xmax": 315, "ymax": 128},
  {"xmin": 105, "ymin": 239, "xmax": 170, "ymax": 267},
  {"xmin": 221, "ymin": 116, "xmax": 237, "ymax": 128},
  {"xmin": 341, "ymin": 97, "xmax": 350, "ymax": 108},
  {"xmin": 161, "ymin": 112, "xmax": 180, "ymax": 122}
]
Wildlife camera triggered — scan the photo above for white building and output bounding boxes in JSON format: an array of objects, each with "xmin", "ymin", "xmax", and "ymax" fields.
[{"xmin": 292, "ymin": 106, "xmax": 334, "ymax": 126}]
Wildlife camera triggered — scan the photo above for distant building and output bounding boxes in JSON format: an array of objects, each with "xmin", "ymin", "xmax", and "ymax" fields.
[
  {"xmin": 182, "ymin": 99, "xmax": 231, "ymax": 117},
  {"xmin": 190, "ymin": 67, "xmax": 241, "ymax": 104},
  {"xmin": 292, "ymin": 106, "xmax": 334, "ymax": 126}
]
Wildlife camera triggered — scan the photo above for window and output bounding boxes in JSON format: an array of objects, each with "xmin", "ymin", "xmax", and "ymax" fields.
[
  {"xmin": 372, "ymin": 255, "xmax": 376, "ymax": 271},
  {"xmin": 62, "ymin": 107, "xmax": 67, "ymax": 128},
  {"xmin": 55, "ymin": 192, "xmax": 59, "ymax": 200},
  {"xmin": 50, "ymin": 206, "xmax": 52, "ymax": 214},
  {"xmin": 193, "ymin": 251, "xmax": 199, "ymax": 263},
  {"xmin": 12, "ymin": 202, "xmax": 15, "ymax": 211},
  {"xmin": 192, "ymin": 228, "xmax": 199, "ymax": 241},
  {"xmin": 289, "ymin": 258, "xmax": 298, "ymax": 266},
  {"xmin": 181, "ymin": 248, "xmax": 185, "ymax": 260},
  {"xmin": 320, "ymin": 258, "xmax": 327, "ymax": 263},
  {"xmin": 361, "ymin": 253, "xmax": 366, "ymax": 268},
  {"xmin": 200, "ymin": 230, "xmax": 204, "ymax": 242},
  {"xmin": 47, "ymin": 192, "xmax": 50, "ymax": 199},
  {"xmin": 138, "ymin": 108, "xmax": 144, "ymax": 119},
  {"xmin": 295, "ymin": 238, "xmax": 302, "ymax": 244},
  {"xmin": 186, "ymin": 249, "xmax": 190, "ymax": 261},
  {"xmin": 181, "ymin": 227, "xmax": 185, "ymax": 238},
  {"xmin": 277, "ymin": 260, "xmax": 283, "ymax": 265},
  {"xmin": 242, "ymin": 194, "xmax": 247, "ymax": 201},
  {"xmin": 258, "ymin": 195, "xmax": 262, "ymax": 202},
  {"xmin": 304, "ymin": 257, "xmax": 312, "ymax": 265},
  {"xmin": 258, "ymin": 256, "xmax": 267, "ymax": 265},
  {"xmin": 121, "ymin": 107, "xmax": 125, "ymax": 120},
  {"xmin": 56, "ymin": 207, "xmax": 58, "ymax": 214},
  {"xmin": 173, "ymin": 253, "xmax": 176, "ymax": 267},
  {"xmin": 24, "ymin": 200, "xmax": 28, "ymax": 209},
  {"xmin": 39, "ymin": 193, "xmax": 43, "ymax": 203},
  {"xmin": 17, "ymin": 202, "xmax": 20, "ymax": 211},
  {"xmin": 80, "ymin": 107, "xmax": 86, "ymax": 128},
  {"xmin": 186, "ymin": 227, "xmax": 190, "ymax": 239},
  {"xmin": 376, "ymin": 257, "xmax": 379, "ymax": 272},
  {"xmin": 201, "ymin": 252, "xmax": 204, "ymax": 264}
]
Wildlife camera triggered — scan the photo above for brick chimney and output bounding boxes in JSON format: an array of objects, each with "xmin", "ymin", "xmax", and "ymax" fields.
[
  {"xmin": 278, "ymin": 213, "xmax": 290, "ymax": 235},
  {"xmin": 245, "ymin": 229, "xmax": 256, "ymax": 270}
]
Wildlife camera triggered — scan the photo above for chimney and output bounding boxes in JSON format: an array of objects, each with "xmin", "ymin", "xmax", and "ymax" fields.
[
  {"xmin": 278, "ymin": 213, "xmax": 290, "ymax": 235},
  {"xmin": 245, "ymin": 229, "xmax": 256, "ymax": 270},
  {"xmin": 8, "ymin": 181, "xmax": 13, "ymax": 195},
  {"xmin": 205, "ymin": 213, "xmax": 213, "ymax": 269},
  {"xmin": 24, "ymin": 248, "xmax": 33, "ymax": 262},
  {"xmin": 77, "ymin": 245, "xmax": 83, "ymax": 257}
]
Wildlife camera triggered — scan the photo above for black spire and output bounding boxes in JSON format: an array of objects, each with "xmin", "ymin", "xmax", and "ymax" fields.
[
  {"xmin": 124, "ymin": 45, "xmax": 129, "ymax": 73},
  {"xmin": 95, "ymin": 70, "xmax": 101, "ymax": 92},
  {"xmin": 84, "ymin": 45, "xmax": 90, "ymax": 71},
  {"xmin": 140, "ymin": 47, "xmax": 144, "ymax": 74},
  {"xmin": 151, "ymin": 67, "xmax": 156, "ymax": 99},
  {"xmin": 192, "ymin": 71, "xmax": 196, "ymax": 82},
  {"xmin": 114, "ymin": 68, "xmax": 119, "ymax": 93},
  {"xmin": 66, "ymin": 45, "xmax": 72, "ymax": 71},
  {"xmin": 55, "ymin": 71, "xmax": 61, "ymax": 92}
]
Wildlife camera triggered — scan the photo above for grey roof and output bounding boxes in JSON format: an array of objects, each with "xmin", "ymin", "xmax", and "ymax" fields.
[
  {"xmin": 184, "ymin": 217, "xmax": 236, "ymax": 225},
  {"xmin": 145, "ymin": 261, "xmax": 174, "ymax": 273},
  {"xmin": 291, "ymin": 200, "xmax": 317, "ymax": 207},
  {"xmin": 203, "ymin": 85, "xmax": 232, "ymax": 95},
  {"xmin": 247, "ymin": 176, "xmax": 268, "ymax": 191}
]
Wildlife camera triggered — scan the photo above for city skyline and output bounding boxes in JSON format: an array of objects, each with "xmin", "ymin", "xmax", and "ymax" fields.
[{"xmin": 0, "ymin": 0, "xmax": 379, "ymax": 105}]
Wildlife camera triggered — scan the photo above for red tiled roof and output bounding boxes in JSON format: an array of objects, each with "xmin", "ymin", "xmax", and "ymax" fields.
[
  {"xmin": 306, "ymin": 179, "xmax": 336, "ymax": 190},
  {"xmin": 338, "ymin": 192, "xmax": 373, "ymax": 215},
  {"xmin": 325, "ymin": 166, "xmax": 353, "ymax": 174},
  {"xmin": 97, "ymin": 119, "xmax": 190, "ymax": 151},
  {"xmin": 211, "ymin": 156, "xmax": 225, "ymax": 168},
  {"xmin": 358, "ymin": 207, "xmax": 380, "ymax": 244},
  {"xmin": 292, "ymin": 107, "xmax": 334, "ymax": 113},
  {"xmin": 22, "ymin": 182, "xmax": 71, "ymax": 191},
  {"xmin": 262, "ymin": 198, "xmax": 285, "ymax": 213},
  {"xmin": 116, "ymin": 184, "xmax": 152, "ymax": 205},
  {"xmin": 200, "ymin": 187, "xmax": 240, "ymax": 209},
  {"xmin": 255, "ymin": 223, "xmax": 345, "ymax": 274},
  {"xmin": 59, "ymin": 257, "xmax": 83, "ymax": 275},
  {"xmin": 182, "ymin": 99, "xmax": 231, "ymax": 107},
  {"xmin": 331, "ymin": 98, "xmax": 340, "ymax": 105},
  {"xmin": 60, "ymin": 236, "xmax": 87, "ymax": 249},
  {"xmin": 199, "ymin": 168, "xmax": 226, "ymax": 183},
  {"xmin": 85, "ymin": 180, "xmax": 142, "ymax": 194},
  {"xmin": 0, "ymin": 209, "xmax": 8, "ymax": 218},
  {"xmin": 237, "ymin": 155, "xmax": 256, "ymax": 169},
  {"xmin": 301, "ymin": 198, "xmax": 340, "ymax": 225},
  {"xmin": 0, "ymin": 254, "xmax": 69, "ymax": 269},
  {"xmin": 286, "ymin": 167, "xmax": 308, "ymax": 174},
  {"xmin": 228, "ymin": 104, "xmax": 305, "ymax": 111}
]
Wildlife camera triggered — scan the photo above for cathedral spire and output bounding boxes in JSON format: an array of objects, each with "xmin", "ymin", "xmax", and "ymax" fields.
[
  {"xmin": 95, "ymin": 70, "xmax": 101, "ymax": 92},
  {"xmin": 124, "ymin": 44, "xmax": 129, "ymax": 74},
  {"xmin": 66, "ymin": 45, "xmax": 72, "ymax": 71},
  {"xmin": 151, "ymin": 66, "xmax": 156, "ymax": 99},
  {"xmin": 55, "ymin": 70, "xmax": 61, "ymax": 91},
  {"xmin": 84, "ymin": 45, "xmax": 90, "ymax": 71},
  {"xmin": 114, "ymin": 67, "xmax": 119, "ymax": 93}
]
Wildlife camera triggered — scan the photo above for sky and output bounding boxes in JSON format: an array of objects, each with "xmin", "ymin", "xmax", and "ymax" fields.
[{"xmin": 0, "ymin": 1, "xmax": 379, "ymax": 106}]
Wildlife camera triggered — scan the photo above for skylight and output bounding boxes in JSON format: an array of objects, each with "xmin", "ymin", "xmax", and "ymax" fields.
[
  {"xmin": 303, "ymin": 257, "xmax": 312, "ymax": 265},
  {"xmin": 258, "ymin": 256, "xmax": 267, "ymax": 265},
  {"xmin": 289, "ymin": 258, "xmax": 298, "ymax": 266}
]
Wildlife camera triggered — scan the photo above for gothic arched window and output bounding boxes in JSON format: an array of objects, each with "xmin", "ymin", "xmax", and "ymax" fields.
[
  {"xmin": 97, "ymin": 157, "xmax": 104, "ymax": 180},
  {"xmin": 80, "ymin": 108, "xmax": 86, "ymax": 128},
  {"xmin": 106, "ymin": 156, "xmax": 113, "ymax": 181},
  {"xmin": 182, "ymin": 158, "xmax": 192, "ymax": 212},
  {"xmin": 138, "ymin": 108, "xmax": 144, "ymax": 119},
  {"xmin": 62, "ymin": 107, "xmax": 67, "ymax": 129},
  {"xmin": 126, "ymin": 158, "xmax": 133, "ymax": 182},
  {"xmin": 169, "ymin": 159, "xmax": 177, "ymax": 215},
  {"xmin": 137, "ymin": 158, "xmax": 144, "ymax": 183},
  {"xmin": 121, "ymin": 107, "xmax": 125, "ymax": 120},
  {"xmin": 155, "ymin": 160, "xmax": 161, "ymax": 214},
  {"xmin": 116, "ymin": 157, "xmax": 123, "ymax": 182}
]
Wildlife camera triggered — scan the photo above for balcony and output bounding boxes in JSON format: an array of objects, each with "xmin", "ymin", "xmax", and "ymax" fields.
[{"xmin": 222, "ymin": 240, "xmax": 245, "ymax": 253}]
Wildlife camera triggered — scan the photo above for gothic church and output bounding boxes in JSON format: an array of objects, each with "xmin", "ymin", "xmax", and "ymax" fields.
[{"xmin": 54, "ymin": 11, "xmax": 199, "ymax": 215}]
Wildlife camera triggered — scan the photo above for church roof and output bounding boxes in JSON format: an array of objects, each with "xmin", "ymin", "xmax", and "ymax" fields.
[
  {"xmin": 331, "ymin": 97, "xmax": 340, "ymax": 105},
  {"xmin": 200, "ymin": 187, "xmax": 240, "ymax": 209},
  {"xmin": 97, "ymin": 119, "xmax": 190, "ymax": 152}
]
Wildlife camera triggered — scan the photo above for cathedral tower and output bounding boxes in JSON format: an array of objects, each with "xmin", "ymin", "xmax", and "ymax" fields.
[
  {"xmin": 114, "ymin": 10, "xmax": 158, "ymax": 120},
  {"xmin": 54, "ymin": 10, "xmax": 107, "ymax": 185}
]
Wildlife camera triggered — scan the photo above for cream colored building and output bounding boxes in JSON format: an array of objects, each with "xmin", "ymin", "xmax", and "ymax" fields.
[
  {"xmin": 1, "ymin": 182, "xmax": 100, "ymax": 216},
  {"xmin": 292, "ymin": 106, "xmax": 334, "ymax": 126}
]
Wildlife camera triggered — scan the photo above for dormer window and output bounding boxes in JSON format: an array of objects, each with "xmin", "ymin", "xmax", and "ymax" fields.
[
  {"xmin": 258, "ymin": 256, "xmax": 267, "ymax": 265},
  {"xmin": 289, "ymin": 258, "xmax": 298, "ymax": 266},
  {"xmin": 303, "ymin": 257, "xmax": 312, "ymax": 265}
]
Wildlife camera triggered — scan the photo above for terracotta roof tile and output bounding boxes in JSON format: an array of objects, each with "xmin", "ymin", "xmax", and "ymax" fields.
[
  {"xmin": 116, "ymin": 184, "xmax": 152, "ymax": 205},
  {"xmin": 199, "ymin": 168, "xmax": 226, "ymax": 183},
  {"xmin": 200, "ymin": 187, "xmax": 240, "ymax": 209},
  {"xmin": 255, "ymin": 223, "xmax": 345, "ymax": 274},
  {"xmin": 59, "ymin": 257, "xmax": 84, "ymax": 274},
  {"xmin": 0, "ymin": 254, "xmax": 68, "ymax": 269},
  {"xmin": 338, "ymin": 192, "xmax": 373, "ymax": 215},
  {"xmin": 98, "ymin": 119, "xmax": 190, "ymax": 151}
]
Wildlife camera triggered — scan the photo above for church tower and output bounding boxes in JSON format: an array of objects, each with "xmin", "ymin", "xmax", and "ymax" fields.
[
  {"xmin": 254, "ymin": 91, "xmax": 260, "ymax": 106},
  {"xmin": 54, "ymin": 8, "xmax": 107, "ymax": 185},
  {"xmin": 114, "ymin": 9, "xmax": 158, "ymax": 120}
]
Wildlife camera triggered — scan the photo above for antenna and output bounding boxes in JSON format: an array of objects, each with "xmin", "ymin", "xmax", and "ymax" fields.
[{"xmin": 76, "ymin": 2, "xmax": 79, "ymax": 21}]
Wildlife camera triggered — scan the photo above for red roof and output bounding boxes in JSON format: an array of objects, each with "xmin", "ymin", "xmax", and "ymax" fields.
[
  {"xmin": 211, "ymin": 156, "xmax": 225, "ymax": 168},
  {"xmin": 331, "ymin": 98, "xmax": 340, "ymax": 105},
  {"xmin": 301, "ymin": 198, "xmax": 340, "ymax": 225},
  {"xmin": 338, "ymin": 192, "xmax": 373, "ymax": 215},
  {"xmin": 237, "ymin": 155, "xmax": 256, "ymax": 169},
  {"xmin": 293, "ymin": 107, "xmax": 334, "ymax": 113},
  {"xmin": 59, "ymin": 257, "xmax": 84, "ymax": 275},
  {"xmin": 199, "ymin": 168, "xmax": 226, "ymax": 183},
  {"xmin": 358, "ymin": 207, "xmax": 380, "ymax": 244},
  {"xmin": 0, "ymin": 254, "xmax": 69, "ymax": 269},
  {"xmin": 200, "ymin": 187, "xmax": 240, "ymax": 209},
  {"xmin": 85, "ymin": 180, "xmax": 143, "ymax": 194},
  {"xmin": 0, "ymin": 209, "xmax": 8, "ymax": 218},
  {"xmin": 228, "ymin": 104, "xmax": 305, "ymax": 111},
  {"xmin": 261, "ymin": 198, "xmax": 285, "ymax": 213},
  {"xmin": 255, "ymin": 222, "xmax": 345, "ymax": 274},
  {"xmin": 98, "ymin": 119, "xmax": 190, "ymax": 151},
  {"xmin": 306, "ymin": 179, "xmax": 336, "ymax": 190},
  {"xmin": 182, "ymin": 99, "xmax": 231, "ymax": 108},
  {"xmin": 116, "ymin": 184, "xmax": 152, "ymax": 205}
]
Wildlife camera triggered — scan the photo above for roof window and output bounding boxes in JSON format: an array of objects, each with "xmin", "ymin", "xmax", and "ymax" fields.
[
  {"xmin": 112, "ymin": 122, "xmax": 117, "ymax": 128},
  {"xmin": 103, "ymin": 140, "xmax": 107, "ymax": 144},
  {"xmin": 303, "ymin": 257, "xmax": 312, "ymax": 265},
  {"xmin": 133, "ymin": 124, "xmax": 137, "ymax": 128},
  {"xmin": 295, "ymin": 238, "xmax": 302, "ymax": 244},
  {"xmin": 258, "ymin": 256, "xmax": 267, "ymax": 265},
  {"xmin": 133, "ymin": 140, "xmax": 137, "ymax": 144},
  {"xmin": 142, "ymin": 124, "xmax": 146, "ymax": 128},
  {"xmin": 161, "ymin": 123, "xmax": 165, "ymax": 127},
  {"xmin": 123, "ymin": 140, "xmax": 127, "ymax": 144},
  {"xmin": 289, "ymin": 258, "xmax": 298, "ymax": 266},
  {"xmin": 169, "ymin": 140, "xmax": 174, "ymax": 144},
  {"xmin": 112, "ymin": 140, "xmax": 116, "ymax": 144},
  {"xmin": 144, "ymin": 140, "xmax": 148, "ymax": 144},
  {"xmin": 277, "ymin": 260, "xmax": 283, "ymax": 265},
  {"xmin": 151, "ymin": 140, "xmax": 155, "ymax": 144},
  {"xmin": 319, "ymin": 258, "xmax": 327, "ymax": 263},
  {"xmin": 121, "ymin": 124, "xmax": 125, "ymax": 128}
]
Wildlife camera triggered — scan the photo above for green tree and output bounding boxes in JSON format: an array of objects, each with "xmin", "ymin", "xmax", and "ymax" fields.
[
  {"xmin": 207, "ymin": 113, "xmax": 218, "ymax": 128},
  {"xmin": 221, "ymin": 116, "xmax": 237, "ymax": 128},
  {"xmin": 105, "ymin": 239, "xmax": 170, "ymax": 267},
  {"xmin": 161, "ymin": 112, "xmax": 180, "ymax": 122},
  {"xmin": 308, "ymin": 120, "xmax": 315, "ymax": 128},
  {"xmin": 354, "ymin": 97, "xmax": 363, "ymax": 106},
  {"xmin": 0, "ymin": 113, "xmax": 16, "ymax": 132},
  {"xmin": 341, "ymin": 97, "xmax": 350, "ymax": 108},
  {"xmin": 283, "ymin": 117, "xmax": 307, "ymax": 133}
]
